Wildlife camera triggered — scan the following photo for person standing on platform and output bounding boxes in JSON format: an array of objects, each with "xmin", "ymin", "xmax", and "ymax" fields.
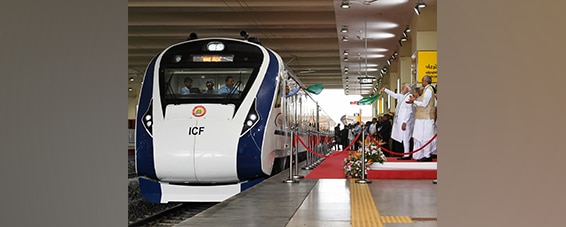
[
  {"xmin": 377, "ymin": 114, "xmax": 392, "ymax": 156},
  {"xmin": 334, "ymin": 123, "xmax": 341, "ymax": 150},
  {"xmin": 347, "ymin": 124, "xmax": 355, "ymax": 150},
  {"xmin": 368, "ymin": 118, "xmax": 378, "ymax": 139},
  {"xmin": 407, "ymin": 76, "xmax": 436, "ymax": 162},
  {"xmin": 340, "ymin": 123, "xmax": 350, "ymax": 150},
  {"xmin": 380, "ymin": 83, "xmax": 415, "ymax": 160}
]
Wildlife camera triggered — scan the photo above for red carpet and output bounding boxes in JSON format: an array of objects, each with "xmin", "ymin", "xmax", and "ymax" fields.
[
  {"xmin": 305, "ymin": 152, "xmax": 437, "ymax": 179},
  {"xmin": 305, "ymin": 151, "xmax": 350, "ymax": 179}
]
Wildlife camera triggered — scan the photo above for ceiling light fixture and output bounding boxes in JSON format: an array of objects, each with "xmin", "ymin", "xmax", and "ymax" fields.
[
  {"xmin": 401, "ymin": 36, "xmax": 408, "ymax": 42},
  {"xmin": 416, "ymin": 0, "xmax": 427, "ymax": 8},
  {"xmin": 405, "ymin": 26, "xmax": 411, "ymax": 33},
  {"xmin": 387, "ymin": 59, "xmax": 391, "ymax": 65},
  {"xmin": 342, "ymin": 36, "xmax": 349, "ymax": 41},
  {"xmin": 341, "ymin": 1, "xmax": 351, "ymax": 9},
  {"xmin": 414, "ymin": 6, "xmax": 420, "ymax": 15},
  {"xmin": 128, "ymin": 87, "xmax": 133, "ymax": 92},
  {"xmin": 414, "ymin": 0, "xmax": 426, "ymax": 15},
  {"xmin": 343, "ymin": 50, "xmax": 349, "ymax": 56},
  {"xmin": 344, "ymin": 56, "xmax": 349, "ymax": 61},
  {"xmin": 341, "ymin": 26, "xmax": 348, "ymax": 33},
  {"xmin": 129, "ymin": 77, "xmax": 134, "ymax": 82}
]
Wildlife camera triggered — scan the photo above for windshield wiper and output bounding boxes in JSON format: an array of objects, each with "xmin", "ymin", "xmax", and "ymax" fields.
[
  {"xmin": 222, "ymin": 80, "xmax": 242, "ymax": 105},
  {"xmin": 165, "ymin": 73, "xmax": 179, "ymax": 105}
]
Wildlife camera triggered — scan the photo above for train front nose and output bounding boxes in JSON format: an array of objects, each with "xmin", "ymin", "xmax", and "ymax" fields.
[{"xmin": 153, "ymin": 104, "xmax": 241, "ymax": 184}]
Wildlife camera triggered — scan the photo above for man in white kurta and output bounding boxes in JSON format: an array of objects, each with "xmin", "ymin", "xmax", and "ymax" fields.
[
  {"xmin": 407, "ymin": 76, "xmax": 436, "ymax": 161},
  {"xmin": 380, "ymin": 83, "xmax": 414, "ymax": 159}
]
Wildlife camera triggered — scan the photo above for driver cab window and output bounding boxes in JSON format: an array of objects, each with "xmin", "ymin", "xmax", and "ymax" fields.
[{"xmin": 162, "ymin": 68, "xmax": 253, "ymax": 99}]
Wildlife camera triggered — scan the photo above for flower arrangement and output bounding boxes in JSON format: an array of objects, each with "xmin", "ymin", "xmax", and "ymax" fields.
[{"xmin": 343, "ymin": 143, "xmax": 386, "ymax": 179}]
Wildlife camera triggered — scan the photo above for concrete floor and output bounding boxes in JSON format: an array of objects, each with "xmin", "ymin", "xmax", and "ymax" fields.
[{"xmin": 175, "ymin": 161, "xmax": 437, "ymax": 227}]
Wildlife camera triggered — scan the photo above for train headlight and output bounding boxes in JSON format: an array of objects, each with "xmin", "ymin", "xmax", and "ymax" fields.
[
  {"xmin": 206, "ymin": 41, "xmax": 225, "ymax": 51},
  {"xmin": 241, "ymin": 100, "xmax": 260, "ymax": 135},
  {"xmin": 142, "ymin": 102, "xmax": 153, "ymax": 136},
  {"xmin": 249, "ymin": 114, "xmax": 257, "ymax": 121}
]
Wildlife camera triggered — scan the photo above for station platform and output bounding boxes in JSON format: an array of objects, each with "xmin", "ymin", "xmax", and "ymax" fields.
[{"xmin": 174, "ymin": 160, "xmax": 437, "ymax": 227}]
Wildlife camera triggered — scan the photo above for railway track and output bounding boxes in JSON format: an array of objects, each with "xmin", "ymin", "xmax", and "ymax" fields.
[{"xmin": 128, "ymin": 202, "xmax": 216, "ymax": 227}]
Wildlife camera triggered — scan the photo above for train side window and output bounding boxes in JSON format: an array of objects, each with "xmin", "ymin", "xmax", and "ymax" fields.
[{"xmin": 274, "ymin": 86, "xmax": 282, "ymax": 108}]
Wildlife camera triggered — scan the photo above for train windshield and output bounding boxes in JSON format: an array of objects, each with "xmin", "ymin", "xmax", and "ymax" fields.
[
  {"xmin": 160, "ymin": 68, "xmax": 254, "ymax": 104},
  {"xmin": 157, "ymin": 39, "xmax": 265, "ymax": 111}
]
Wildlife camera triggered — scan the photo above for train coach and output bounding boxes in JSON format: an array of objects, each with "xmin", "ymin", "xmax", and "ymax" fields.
[{"xmin": 135, "ymin": 34, "xmax": 335, "ymax": 203}]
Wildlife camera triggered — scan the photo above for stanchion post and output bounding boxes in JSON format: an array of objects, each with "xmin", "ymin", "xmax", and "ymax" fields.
[
  {"xmin": 284, "ymin": 126, "xmax": 299, "ymax": 183},
  {"xmin": 356, "ymin": 124, "xmax": 372, "ymax": 184},
  {"xmin": 308, "ymin": 132, "xmax": 313, "ymax": 169},
  {"xmin": 316, "ymin": 132, "xmax": 322, "ymax": 164},
  {"xmin": 303, "ymin": 133, "xmax": 313, "ymax": 170},
  {"xmin": 282, "ymin": 79, "xmax": 298, "ymax": 184},
  {"xmin": 293, "ymin": 126, "xmax": 304, "ymax": 179}
]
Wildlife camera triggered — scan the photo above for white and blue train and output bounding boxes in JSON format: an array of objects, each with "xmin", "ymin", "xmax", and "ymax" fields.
[{"xmin": 135, "ymin": 35, "xmax": 335, "ymax": 203}]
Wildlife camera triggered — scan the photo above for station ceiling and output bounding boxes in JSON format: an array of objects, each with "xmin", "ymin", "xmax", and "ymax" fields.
[{"xmin": 128, "ymin": 0, "xmax": 436, "ymax": 96}]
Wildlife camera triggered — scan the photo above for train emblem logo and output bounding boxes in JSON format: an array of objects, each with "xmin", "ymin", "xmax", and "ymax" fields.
[{"xmin": 192, "ymin": 105, "xmax": 206, "ymax": 117}]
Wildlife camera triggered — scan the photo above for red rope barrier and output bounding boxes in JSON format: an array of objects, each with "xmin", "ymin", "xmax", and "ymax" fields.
[
  {"xmin": 295, "ymin": 137, "xmax": 325, "ymax": 158},
  {"xmin": 294, "ymin": 131, "xmax": 437, "ymax": 159},
  {"xmin": 336, "ymin": 133, "xmax": 360, "ymax": 153},
  {"xmin": 294, "ymin": 133, "xmax": 361, "ymax": 158},
  {"xmin": 367, "ymin": 134, "xmax": 437, "ymax": 156}
]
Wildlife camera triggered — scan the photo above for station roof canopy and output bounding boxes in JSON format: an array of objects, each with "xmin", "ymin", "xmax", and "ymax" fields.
[{"xmin": 129, "ymin": 0, "xmax": 436, "ymax": 95}]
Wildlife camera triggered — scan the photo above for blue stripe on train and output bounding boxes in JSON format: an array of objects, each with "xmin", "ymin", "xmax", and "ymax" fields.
[
  {"xmin": 135, "ymin": 56, "xmax": 158, "ymax": 179},
  {"xmin": 138, "ymin": 178, "xmax": 162, "ymax": 203},
  {"xmin": 236, "ymin": 51, "xmax": 279, "ymax": 181}
]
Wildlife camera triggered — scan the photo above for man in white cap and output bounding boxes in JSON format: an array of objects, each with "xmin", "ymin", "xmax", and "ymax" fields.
[{"xmin": 380, "ymin": 82, "xmax": 415, "ymax": 160}]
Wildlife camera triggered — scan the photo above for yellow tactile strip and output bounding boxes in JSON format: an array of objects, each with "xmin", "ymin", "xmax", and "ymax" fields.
[
  {"xmin": 349, "ymin": 179, "xmax": 384, "ymax": 227},
  {"xmin": 380, "ymin": 216, "xmax": 414, "ymax": 224}
]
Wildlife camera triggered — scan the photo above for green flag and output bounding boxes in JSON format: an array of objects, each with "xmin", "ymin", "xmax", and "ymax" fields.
[
  {"xmin": 305, "ymin": 83, "xmax": 324, "ymax": 95},
  {"xmin": 357, "ymin": 94, "xmax": 380, "ymax": 105}
]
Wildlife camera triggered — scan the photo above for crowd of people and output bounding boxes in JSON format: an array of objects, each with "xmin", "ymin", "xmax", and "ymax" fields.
[{"xmin": 333, "ymin": 75, "xmax": 438, "ymax": 163}]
